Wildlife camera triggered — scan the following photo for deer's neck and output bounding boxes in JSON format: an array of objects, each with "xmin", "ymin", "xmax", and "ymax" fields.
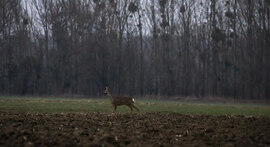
[{"xmin": 107, "ymin": 92, "xmax": 113, "ymax": 98}]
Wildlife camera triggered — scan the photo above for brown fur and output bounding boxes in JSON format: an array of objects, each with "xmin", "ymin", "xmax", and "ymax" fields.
[{"xmin": 104, "ymin": 86, "xmax": 139, "ymax": 113}]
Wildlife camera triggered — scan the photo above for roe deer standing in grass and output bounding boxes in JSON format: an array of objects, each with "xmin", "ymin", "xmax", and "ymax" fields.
[{"xmin": 104, "ymin": 86, "xmax": 139, "ymax": 113}]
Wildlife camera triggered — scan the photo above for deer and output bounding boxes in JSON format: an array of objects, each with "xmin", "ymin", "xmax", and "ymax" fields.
[{"xmin": 104, "ymin": 86, "xmax": 139, "ymax": 113}]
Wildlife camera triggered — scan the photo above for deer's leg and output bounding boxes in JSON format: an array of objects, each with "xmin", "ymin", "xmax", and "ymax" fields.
[
  {"xmin": 132, "ymin": 104, "xmax": 139, "ymax": 111},
  {"xmin": 127, "ymin": 105, "xmax": 133, "ymax": 113},
  {"xmin": 111, "ymin": 105, "xmax": 115, "ymax": 113},
  {"xmin": 114, "ymin": 105, "xmax": 117, "ymax": 112}
]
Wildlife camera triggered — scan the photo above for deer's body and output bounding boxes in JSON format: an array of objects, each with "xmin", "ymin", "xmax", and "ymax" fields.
[{"xmin": 104, "ymin": 87, "xmax": 139, "ymax": 113}]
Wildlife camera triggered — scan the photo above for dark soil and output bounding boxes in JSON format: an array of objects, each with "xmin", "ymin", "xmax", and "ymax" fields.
[{"xmin": 0, "ymin": 112, "xmax": 269, "ymax": 147}]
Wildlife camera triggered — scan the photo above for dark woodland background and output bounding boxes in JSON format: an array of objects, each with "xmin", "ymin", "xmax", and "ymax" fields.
[{"xmin": 0, "ymin": 0, "xmax": 269, "ymax": 99}]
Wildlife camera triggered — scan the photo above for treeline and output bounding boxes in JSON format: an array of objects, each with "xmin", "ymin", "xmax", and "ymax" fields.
[{"xmin": 0, "ymin": 0, "xmax": 269, "ymax": 99}]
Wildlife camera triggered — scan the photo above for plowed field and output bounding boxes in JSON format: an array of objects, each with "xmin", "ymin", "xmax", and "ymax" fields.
[{"xmin": 0, "ymin": 112, "xmax": 269, "ymax": 147}]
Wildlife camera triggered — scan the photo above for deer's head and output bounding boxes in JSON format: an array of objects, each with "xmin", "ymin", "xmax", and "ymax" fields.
[{"xmin": 104, "ymin": 86, "xmax": 110, "ymax": 94}]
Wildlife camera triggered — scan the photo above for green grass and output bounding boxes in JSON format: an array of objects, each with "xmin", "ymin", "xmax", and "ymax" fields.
[{"xmin": 0, "ymin": 97, "xmax": 270, "ymax": 116}]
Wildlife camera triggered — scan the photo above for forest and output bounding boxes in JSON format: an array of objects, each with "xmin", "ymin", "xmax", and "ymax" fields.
[{"xmin": 0, "ymin": 0, "xmax": 269, "ymax": 99}]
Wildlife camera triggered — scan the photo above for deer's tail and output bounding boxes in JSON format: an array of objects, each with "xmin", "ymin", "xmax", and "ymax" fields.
[{"xmin": 132, "ymin": 98, "xmax": 135, "ymax": 103}]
